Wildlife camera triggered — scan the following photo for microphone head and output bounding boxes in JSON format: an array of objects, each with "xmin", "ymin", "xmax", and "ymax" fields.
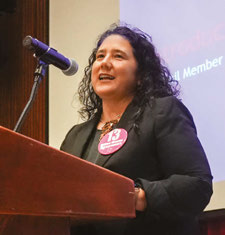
[
  {"xmin": 62, "ymin": 58, "xmax": 79, "ymax": 76},
  {"xmin": 23, "ymin": 36, "xmax": 34, "ymax": 50}
]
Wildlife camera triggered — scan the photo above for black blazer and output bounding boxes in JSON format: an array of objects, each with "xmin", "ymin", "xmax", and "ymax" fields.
[{"xmin": 61, "ymin": 96, "xmax": 213, "ymax": 235}]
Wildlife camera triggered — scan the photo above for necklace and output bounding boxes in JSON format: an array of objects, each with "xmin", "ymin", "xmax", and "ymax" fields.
[{"xmin": 99, "ymin": 114, "xmax": 121, "ymax": 140}]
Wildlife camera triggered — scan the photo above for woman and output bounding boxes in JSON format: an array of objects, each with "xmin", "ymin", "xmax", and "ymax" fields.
[{"xmin": 61, "ymin": 24, "xmax": 213, "ymax": 235}]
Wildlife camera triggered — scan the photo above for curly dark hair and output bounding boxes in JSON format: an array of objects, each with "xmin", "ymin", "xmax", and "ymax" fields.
[{"xmin": 78, "ymin": 23, "xmax": 179, "ymax": 121}]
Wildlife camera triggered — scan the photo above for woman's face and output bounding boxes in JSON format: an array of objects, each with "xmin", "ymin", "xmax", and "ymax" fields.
[{"xmin": 91, "ymin": 34, "xmax": 138, "ymax": 102}]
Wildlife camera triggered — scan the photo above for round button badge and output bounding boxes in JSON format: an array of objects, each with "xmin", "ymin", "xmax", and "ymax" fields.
[{"xmin": 98, "ymin": 128, "xmax": 128, "ymax": 155}]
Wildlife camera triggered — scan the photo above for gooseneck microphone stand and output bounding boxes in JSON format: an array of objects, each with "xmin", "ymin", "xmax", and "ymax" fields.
[{"xmin": 13, "ymin": 60, "xmax": 47, "ymax": 133}]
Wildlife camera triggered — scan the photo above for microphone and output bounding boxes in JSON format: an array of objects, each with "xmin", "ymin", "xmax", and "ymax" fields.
[{"xmin": 23, "ymin": 36, "xmax": 78, "ymax": 76}]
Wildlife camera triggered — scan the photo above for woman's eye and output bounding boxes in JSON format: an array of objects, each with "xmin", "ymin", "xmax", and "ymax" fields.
[
  {"xmin": 96, "ymin": 54, "xmax": 104, "ymax": 59},
  {"xmin": 115, "ymin": 54, "xmax": 123, "ymax": 59}
]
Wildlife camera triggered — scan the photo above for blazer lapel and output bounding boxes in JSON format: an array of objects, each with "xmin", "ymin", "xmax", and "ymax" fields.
[{"xmin": 74, "ymin": 115, "xmax": 100, "ymax": 158}]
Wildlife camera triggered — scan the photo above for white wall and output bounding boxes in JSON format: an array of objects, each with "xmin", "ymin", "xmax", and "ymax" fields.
[
  {"xmin": 49, "ymin": 0, "xmax": 119, "ymax": 148},
  {"xmin": 206, "ymin": 181, "xmax": 225, "ymax": 210}
]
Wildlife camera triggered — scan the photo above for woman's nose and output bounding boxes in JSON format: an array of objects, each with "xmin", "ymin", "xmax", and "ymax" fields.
[{"xmin": 100, "ymin": 56, "xmax": 112, "ymax": 70}]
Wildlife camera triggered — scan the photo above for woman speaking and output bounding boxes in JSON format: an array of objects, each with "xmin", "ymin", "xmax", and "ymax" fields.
[{"xmin": 61, "ymin": 23, "xmax": 213, "ymax": 235}]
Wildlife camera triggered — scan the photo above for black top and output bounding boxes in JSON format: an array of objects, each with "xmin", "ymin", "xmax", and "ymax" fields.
[{"xmin": 83, "ymin": 129, "xmax": 101, "ymax": 164}]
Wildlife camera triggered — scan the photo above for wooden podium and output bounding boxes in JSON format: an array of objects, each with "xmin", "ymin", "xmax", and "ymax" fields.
[{"xmin": 0, "ymin": 126, "xmax": 135, "ymax": 234}]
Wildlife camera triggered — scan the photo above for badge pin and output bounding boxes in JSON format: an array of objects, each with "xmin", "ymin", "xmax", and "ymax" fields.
[{"xmin": 98, "ymin": 128, "xmax": 128, "ymax": 155}]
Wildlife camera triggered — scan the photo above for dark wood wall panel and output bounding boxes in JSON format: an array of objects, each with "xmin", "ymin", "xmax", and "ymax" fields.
[{"xmin": 0, "ymin": 0, "xmax": 49, "ymax": 143}]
